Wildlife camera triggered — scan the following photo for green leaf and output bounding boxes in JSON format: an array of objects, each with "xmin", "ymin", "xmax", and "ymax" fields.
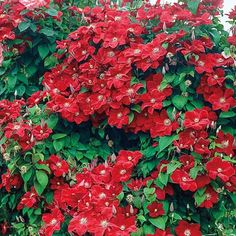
[
  {"xmin": 18, "ymin": 22, "xmax": 30, "ymax": 32},
  {"xmin": 40, "ymin": 28, "xmax": 55, "ymax": 37},
  {"xmin": 35, "ymin": 163, "xmax": 51, "ymax": 173},
  {"xmin": 149, "ymin": 216, "xmax": 167, "ymax": 230},
  {"xmin": 46, "ymin": 114, "xmax": 58, "ymax": 129},
  {"xmin": 194, "ymin": 189, "xmax": 206, "ymax": 206},
  {"xmin": 158, "ymin": 172, "xmax": 169, "ymax": 186},
  {"xmin": 35, "ymin": 170, "xmax": 48, "ymax": 195},
  {"xmin": 129, "ymin": 112, "xmax": 135, "ymax": 124},
  {"xmin": 219, "ymin": 111, "xmax": 236, "ymax": 118},
  {"xmin": 167, "ymin": 162, "xmax": 181, "ymax": 174},
  {"xmin": 158, "ymin": 134, "xmax": 178, "ymax": 153},
  {"xmin": 16, "ymin": 85, "xmax": 26, "ymax": 96},
  {"xmin": 172, "ymin": 95, "xmax": 188, "ymax": 110},
  {"xmin": 45, "ymin": 8, "xmax": 58, "ymax": 16},
  {"xmin": 53, "ymin": 139, "xmax": 65, "ymax": 152},
  {"xmin": 52, "ymin": 133, "xmax": 67, "ymax": 140},
  {"xmin": 38, "ymin": 44, "xmax": 49, "ymax": 59},
  {"xmin": 187, "ymin": 0, "xmax": 200, "ymax": 14}
]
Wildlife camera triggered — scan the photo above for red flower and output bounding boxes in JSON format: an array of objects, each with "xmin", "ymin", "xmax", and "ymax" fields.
[
  {"xmin": 32, "ymin": 124, "xmax": 52, "ymax": 141},
  {"xmin": 116, "ymin": 150, "xmax": 142, "ymax": 166},
  {"xmin": 0, "ymin": 170, "xmax": 22, "ymax": 192},
  {"xmin": 68, "ymin": 212, "xmax": 91, "ymax": 235},
  {"xmin": 17, "ymin": 188, "xmax": 38, "ymax": 210},
  {"xmin": 207, "ymin": 88, "xmax": 236, "ymax": 111},
  {"xmin": 175, "ymin": 220, "xmax": 202, "ymax": 236},
  {"xmin": 206, "ymin": 157, "xmax": 235, "ymax": 182},
  {"xmin": 199, "ymin": 186, "xmax": 218, "ymax": 208},
  {"xmin": 112, "ymin": 162, "xmax": 133, "ymax": 182},
  {"xmin": 150, "ymin": 110, "xmax": 179, "ymax": 138},
  {"xmin": 227, "ymin": 35, "xmax": 236, "ymax": 46},
  {"xmin": 48, "ymin": 155, "xmax": 69, "ymax": 177},
  {"xmin": 214, "ymin": 131, "xmax": 235, "ymax": 156},
  {"xmin": 107, "ymin": 107, "xmax": 130, "ymax": 128},
  {"xmin": 183, "ymin": 108, "xmax": 211, "ymax": 130},
  {"xmin": 171, "ymin": 169, "xmax": 197, "ymax": 192},
  {"xmin": 195, "ymin": 175, "xmax": 211, "ymax": 189},
  {"xmin": 155, "ymin": 184, "xmax": 174, "ymax": 200},
  {"xmin": 147, "ymin": 228, "xmax": 173, "ymax": 236},
  {"xmin": 206, "ymin": 68, "xmax": 225, "ymax": 86},
  {"xmin": 127, "ymin": 179, "xmax": 144, "ymax": 191},
  {"xmin": 179, "ymin": 155, "xmax": 195, "ymax": 172},
  {"xmin": 147, "ymin": 201, "xmax": 165, "ymax": 218},
  {"xmin": 41, "ymin": 208, "xmax": 64, "ymax": 236}
]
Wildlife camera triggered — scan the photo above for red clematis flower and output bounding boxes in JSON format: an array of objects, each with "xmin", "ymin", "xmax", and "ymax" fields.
[
  {"xmin": 48, "ymin": 155, "xmax": 69, "ymax": 177},
  {"xmin": 17, "ymin": 188, "xmax": 38, "ymax": 210},
  {"xmin": 155, "ymin": 184, "xmax": 174, "ymax": 200},
  {"xmin": 68, "ymin": 212, "xmax": 91, "ymax": 235},
  {"xmin": 40, "ymin": 208, "xmax": 64, "ymax": 236},
  {"xmin": 206, "ymin": 68, "xmax": 225, "ymax": 86},
  {"xmin": 206, "ymin": 157, "xmax": 235, "ymax": 182},
  {"xmin": 199, "ymin": 186, "xmax": 218, "ymax": 208},
  {"xmin": 207, "ymin": 88, "xmax": 236, "ymax": 111},
  {"xmin": 150, "ymin": 110, "xmax": 179, "ymax": 138},
  {"xmin": 183, "ymin": 108, "xmax": 211, "ymax": 130},
  {"xmin": 116, "ymin": 150, "xmax": 142, "ymax": 166},
  {"xmin": 147, "ymin": 228, "xmax": 173, "ymax": 236},
  {"xmin": 0, "ymin": 170, "xmax": 22, "ymax": 192},
  {"xmin": 127, "ymin": 178, "xmax": 144, "ymax": 191},
  {"xmin": 32, "ymin": 124, "xmax": 52, "ymax": 141},
  {"xmin": 171, "ymin": 169, "xmax": 197, "ymax": 192},
  {"xmin": 227, "ymin": 35, "xmax": 236, "ymax": 46},
  {"xmin": 112, "ymin": 162, "xmax": 133, "ymax": 182},
  {"xmin": 175, "ymin": 220, "xmax": 202, "ymax": 236},
  {"xmin": 214, "ymin": 131, "xmax": 235, "ymax": 156},
  {"xmin": 147, "ymin": 201, "xmax": 165, "ymax": 218},
  {"xmin": 179, "ymin": 155, "xmax": 195, "ymax": 172},
  {"xmin": 107, "ymin": 107, "xmax": 130, "ymax": 128}
]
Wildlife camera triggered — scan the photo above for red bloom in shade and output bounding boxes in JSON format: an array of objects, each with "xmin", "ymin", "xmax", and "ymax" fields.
[
  {"xmin": 155, "ymin": 184, "xmax": 174, "ymax": 200},
  {"xmin": 147, "ymin": 228, "xmax": 173, "ymax": 236},
  {"xmin": 183, "ymin": 108, "xmax": 211, "ymax": 130},
  {"xmin": 41, "ymin": 208, "xmax": 64, "ymax": 236},
  {"xmin": 171, "ymin": 169, "xmax": 197, "ymax": 192},
  {"xmin": 206, "ymin": 157, "xmax": 235, "ymax": 182},
  {"xmin": 4, "ymin": 122, "xmax": 31, "ymax": 140},
  {"xmin": 225, "ymin": 173, "xmax": 236, "ymax": 192},
  {"xmin": 17, "ymin": 188, "xmax": 38, "ymax": 210},
  {"xmin": 0, "ymin": 170, "xmax": 22, "ymax": 192},
  {"xmin": 206, "ymin": 68, "xmax": 225, "ymax": 86},
  {"xmin": 150, "ymin": 110, "xmax": 179, "ymax": 138},
  {"xmin": 175, "ymin": 220, "xmax": 202, "ymax": 236},
  {"xmin": 48, "ymin": 155, "xmax": 69, "ymax": 177},
  {"xmin": 199, "ymin": 186, "xmax": 218, "ymax": 208},
  {"xmin": 116, "ymin": 150, "xmax": 142, "ymax": 166},
  {"xmin": 32, "ymin": 124, "xmax": 52, "ymax": 141},
  {"xmin": 147, "ymin": 202, "xmax": 165, "ymax": 218},
  {"xmin": 108, "ymin": 214, "xmax": 137, "ymax": 236},
  {"xmin": 68, "ymin": 212, "xmax": 91, "ymax": 235},
  {"xmin": 214, "ymin": 131, "xmax": 235, "ymax": 156},
  {"xmin": 91, "ymin": 164, "xmax": 112, "ymax": 183},
  {"xmin": 207, "ymin": 88, "xmax": 236, "ymax": 111},
  {"xmin": 195, "ymin": 175, "xmax": 211, "ymax": 189},
  {"xmin": 112, "ymin": 162, "xmax": 133, "ymax": 182},
  {"xmin": 127, "ymin": 178, "xmax": 144, "ymax": 191},
  {"xmin": 179, "ymin": 155, "xmax": 195, "ymax": 172},
  {"xmin": 227, "ymin": 35, "xmax": 236, "ymax": 46},
  {"xmin": 107, "ymin": 107, "xmax": 130, "ymax": 128}
]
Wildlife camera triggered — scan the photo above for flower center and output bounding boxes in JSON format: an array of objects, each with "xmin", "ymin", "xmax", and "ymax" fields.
[
  {"xmin": 194, "ymin": 118, "xmax": 200, "ymax": 123},
  {"xmin": 219, "ymin": 97, "xmax": 226, "ymax": 103},
  {"xmin": 134, "ymin": 49, "xmax": 141, "ymax": 54},
  {"xmin": 108, "ymin": 51, "xmax": 115, "ymax": 57},
  {"xmin": 128, "ymin": 156, "xmax": 132, "ymax": 161},
  {"xmin": 80, "ymin": 217, "xmax": 87, "ymax": 225},
  {"xmin": 150, "ymin": 98, "xmax": 156, "ymax": 103},
  {"xmin": 117, "ymin": 112, "xmax": 123, "ymax": 118},
  {"xmin": 206, "ymin": 193, "xmax": 211, "ymax": 200},
  {"xmin": 120, "ymin": 225, "xmax": 126, "ymax": 231},
  {"xmin": 100, "ymin": 170, "xmax": 106, "ymax": 175},
  {"xmin": 217, "ymin": 168, "xmax": 222, "ymax": 173},
  {"xmin": 112, "ymin": 37, "xmax": 118, "ymax": 42},
  {"xmin": 99, "ymin": 193, "xmax": 106, "ymax": 199},
  {"xmin": 213, "ymin": 75, "xmax": 218, "ymax": 79},
  {"xmin": 164, "ymin": 119, "xmax": 171, "ymax": 126},
  {"xmin": 198, "ymin": 61, "xmax": 205, "ymax": 66},
  {"xmin": 82, "ymin": 50, "xmax": 87, "ymax": 55},
  {"xmin": 56, "ymin": 162, "xmax": 62, "ymax": 167},
  {"xmin": 98, "ymin": 95, "xmax": 103, "ymax": 101},
  {"xmin": 100, "ymin": 220, "xmax": 108, "ymax": 228},
  {"xmin": 221, "ymin": 140, "xmax": 229, "ymax": 148},
  {"xmin": 50, "ymin": 219, "xmax": 57, "ymax": 225},
  {"xmin": 127, "ymin": 88, "xmax": 134, "ymax": 95},
  {"xmin": 182, "ymin": 177, "xmax": 187, "ymax": 182},
  {"xmin": 116, "ymin": 74, "xmax": 122, "ymax": 79},
  {"xmin": 184, "ymin": 229, "xmax": 191, "ymax": 236},
  {"xmin": 120, "ymin": 169, "xmax": 127, "ymax": 175},
  {"xmin": 153, "ymin": 47, "xmax": 159, "ymax": 53}
]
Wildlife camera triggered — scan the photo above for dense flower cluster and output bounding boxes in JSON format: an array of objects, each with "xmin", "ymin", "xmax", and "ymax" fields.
[{"xmin": 0, "ymin": 0, "xmax": 236, "ymax": 235}]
